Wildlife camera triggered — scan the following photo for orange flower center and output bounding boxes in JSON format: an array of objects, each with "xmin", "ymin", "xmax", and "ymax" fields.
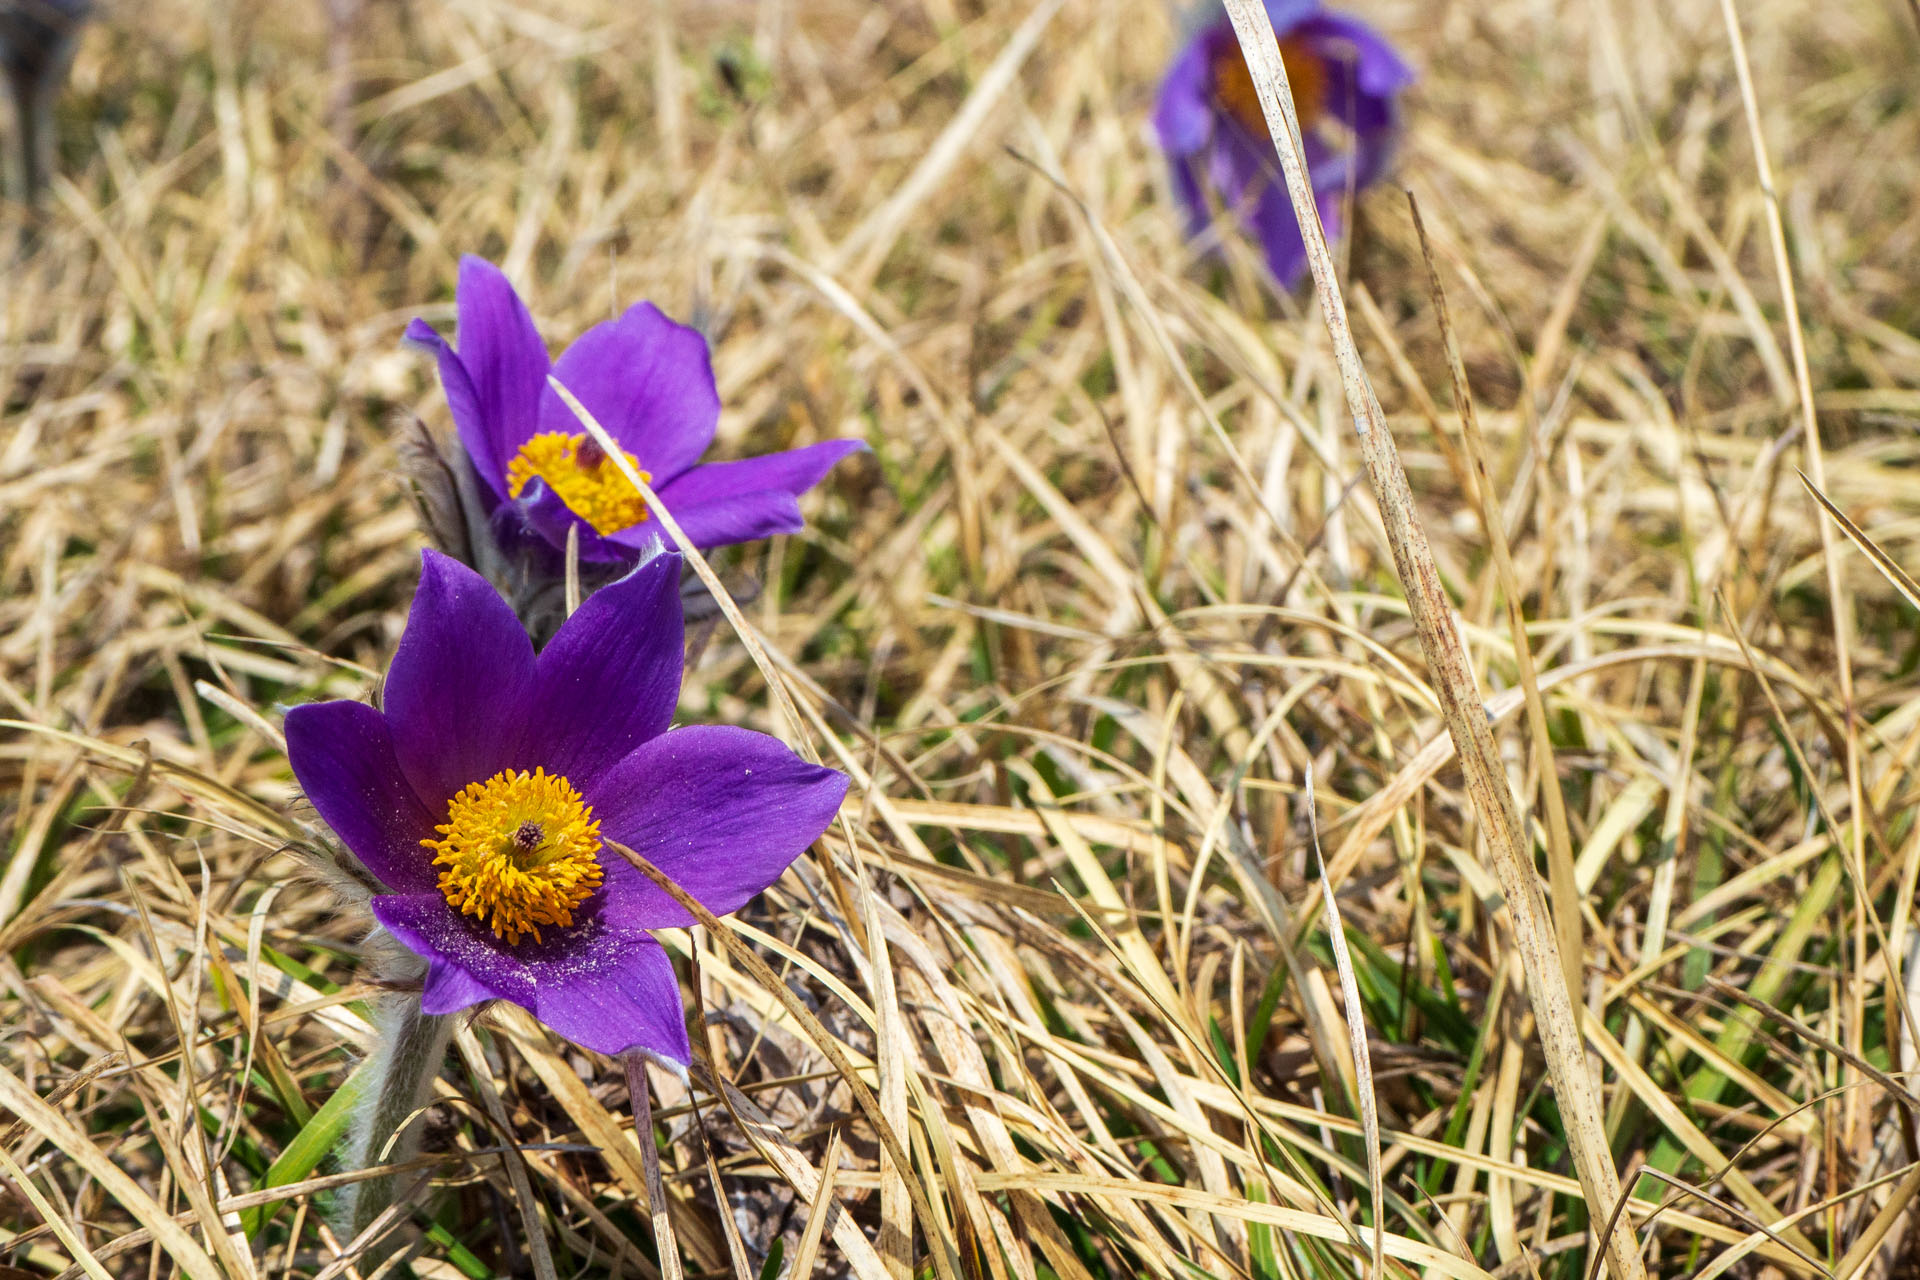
[
  {"xmin": 505, "ymin": 431, "xmax": 652, "ymax": 536},
  {"xmin": 1210, "ymin": 33, "xmax": 1329, "ymax": 140},
  {"xmin": 423, "ymin": 768, "xmax": 605, "ymax": 945}
]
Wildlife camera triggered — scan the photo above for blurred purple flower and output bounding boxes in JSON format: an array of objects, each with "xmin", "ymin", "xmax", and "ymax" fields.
[
  {"xmin": 286, "ymin": 548, "xmax": 848, "ymax": 1062},
  {"xmin": 1154, "ymin": 0, "xmax": 1413, "ymax": 286},
  {"xmin": 406, "ymin": 257, "xmax": 865, "ymax": 564}
]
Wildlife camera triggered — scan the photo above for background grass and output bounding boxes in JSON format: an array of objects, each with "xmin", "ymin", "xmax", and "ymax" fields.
[{"xmin": 3, "ymin": 0, "xmax": 1920, "ymax": 1276}]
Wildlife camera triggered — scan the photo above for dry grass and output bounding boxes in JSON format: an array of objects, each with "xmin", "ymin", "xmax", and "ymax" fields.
[{"xmin": 3, "ymin": 0, "xmax": 1919, "ymax": 1276}]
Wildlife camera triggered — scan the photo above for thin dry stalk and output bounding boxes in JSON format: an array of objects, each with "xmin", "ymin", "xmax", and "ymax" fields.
[
  {"xmin": 451, "ymin": 1025, "xmax": 559, "ymax": 1280},
  {"xmin": 1407, "ymin": 193, "xmax": 1583, "ymax": 1005},
  {"xmin": 604, "ymin": 836, "xmax": 964, "ymax": 1280},
  {"xmin": 625, "ymin": 1057, "xmax": 684, "ymax": 1280},
  {"xmin": 1304, "ymin": 761, "xmax": 1383, "ymax": 1280},
  {"xmin": 788, "ymin": 1126, "xmax": 848, "ymax": 1278},
  {"xmin": 1831, "ymin": 1161, "xmax": 1920, "ymax": 1280},
  {"xmin": 1214, "ymin": 3, "xmax": 1643, "ymax": 1276}
]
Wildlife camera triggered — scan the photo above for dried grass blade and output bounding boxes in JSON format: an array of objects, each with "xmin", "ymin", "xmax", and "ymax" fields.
[
  {"xmin": 624, "ymin": 1058, "xmax": 684, "ymax": 1280},
  {"xmin": 237, "ymin": 1057, "xmax": 370, "ymax": 1236},
  {"xmin": 684, "ymin": 1074, "xmax": 753, "ymax": 1280},
  {"xmin": 834, "ymin": 0, "xmax": 1066, "ymax": 286},
  {"xmin": 1706, "ymin": 978, "xmax": 1920, "ymax": 1115},
  {"xmin": 451, "ymin": 1024, "xmax": 559, "ymax": 1280},
  {"xmin": 1715, "ymin": 0, "xmax": 1872, "ymax": 1158},
  {"xmin": 1626, "ymin": 1168, "xmax": 1830, "ymax": 1280},
  {"xmin": 876, "ymin": 907, "xmax": 1122, "ymax": 1280},
  {"xmin": 1304, "ymin": 763, "xmax": 1383, "ymax": 1280},
  {"xmin": 974, "ymin": 1172, "xmax": 1498, "ymax": 1280},
  {"xmin": 1580, "ymin": 1013, "xmax": 1812, "ymax": 1253},
  {"xmin": 0, "ymin": 1146, "xmax": 116, "ymax": 1280},
  {"xmin": 711, "ymin": 1078, "xmax": 891, "ymax": 1280},
  {"xmin": 547, "ymin": 375, "xmax": 813, "ymax": 758},
  {"xmin": 604, "ymin": 838, "xmax": 963, "ymax": 1280},
  {"xmin": 0, "ymin": 719, "xmax": 297, "ymax": 838},
  {"xmin": 0, "ymin": 1064, "xmax": 225, "ymax": 1280},
  {"xmin": 192, "ymin": 678, "xmax": 286, "ymax": 752},
  {"xmin": 1214, "ymin": 4, "xmax": 1643, "ymax": 1275},
  {"xmin": 501, "ymin": 1010, "xmax": 723, "ymax": 1270},
  {"xmin": 1800, "ymin": 471, "xmax": 1920, "ymax": 615},
  {"xmin": 863, "ymin": 886, "xmax": 914, "ymax": 1280},
  {"xmin": 564, "ymin": 522, "xmax": 581, "ymax": 617},
  {"xmin": 1408, "ymin": 195, "xmax": 1582, "ymax": 1003},
  {"xmin": 788, "ymin": 1127, "xmax": 847, "ymax": 1280},
  {"xmin": 1831, "ymin": 1161, "xmax": 1920, "ymax": 1280}
]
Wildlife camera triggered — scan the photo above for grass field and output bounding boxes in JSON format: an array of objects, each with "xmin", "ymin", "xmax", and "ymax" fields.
[{"xmin": 4, "ymin": 0, "xmax": 1920, "ymax": 1276}]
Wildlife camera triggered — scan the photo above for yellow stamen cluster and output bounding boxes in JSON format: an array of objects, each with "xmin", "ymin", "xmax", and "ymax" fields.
[
  {"xmin": 505, "ymin": 431, "xmax": 652, "ymax": 536},
  {"xmin": 1211, "ymin": 33, "xmax": 1329, "ymax": 141},
  {"xmin": 423, "ymin": 767, "xmax": 605, "ymax": 946}
]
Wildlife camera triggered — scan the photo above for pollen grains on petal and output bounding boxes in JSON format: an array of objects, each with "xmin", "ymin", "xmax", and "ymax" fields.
[{"xmin": 422, "ymin": 767, "xmax": 605, "ymax": 946}]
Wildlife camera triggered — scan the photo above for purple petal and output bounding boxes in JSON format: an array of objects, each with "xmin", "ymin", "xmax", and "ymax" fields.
[
  {"xmin": 515, "ymin": 476, "xmax": 646, "ymax": 564},
  {"xmin": 1316, "ymin": 184, "xmax": 1347, "ymax": 252},
  {"xmin": 646, "ymin": 438, "xmax": 865, "ymax": 549},
  {"xmin": 1152, "ymin": 30, "xmax": 1219, "ymax": 156},
  {"xmin": 523, "ymin": 551, "xmax": 685, "ymax": 787},
  {"xmin": 1166, "ymin": 153, "xmax": 1214, "ymax": 242},
  {"xmin": 1300, "ymin": 133, "xmax": 1356, "ymax": 251},
  {"xmin": 371, "ymin": 894, "xmax": 520, "ymax": 1007},
  {"xmin": 1299, "ymin": 129, "xmax": 1351, "ymax": 193},
  {"xmin": 286, "ymin": 701, "xmax": 439, "ymax": 894},
  {"xmin": 641, "ymin": 491, "xmax": 804, "ymax": 550},
  {"xmin": 371, "ymin": 894, "xmax": 692, "ymax": 1061},
  {"xmin": 1211, "ymin": 120, "xmax": 1351, "ymax": 287},
  {"xmin": 1207, "ymin": 119, "xmax": 1271, "ymax": 211},
  {"xmin": 455, "ymin": 257, "xmax": 551, "ymax": 487},
  {"xmin": 589, "ymin": 725, "xmax": 848, "ymax": 931},
  {"xmin": 382, "ymin": 550, "xmax": 537, "ymax": 809},
  {"xmin": 1262, "ymin": 0, "xmax": 1324, "ymax": 33},
  {"xmin": 1248, "ymin": 176, "xmax": 1313, "ymax": 287},
  {"xmin": 524, "ymin": 932, "xmax": 690, "ymax": 1062},
  {"xmin": 1298, "ymin": 16, "xmax": 1410, "ymax": 186},
  {"xmin": 1296, "ymin": 13, "xmax": 1415, "ymax": 99},
  {"xmin": 1328, "ymin": 86, "xmax": 1401, "ymax": 189},
  {"xmin": 539, "ymin": 302, "xmax": 719, "ymax": 485},
  {"xmin": 1155, "ymin": 1, "xmax": 1406, "ymax": 291},
  {"xmin": 405, "ymin": 319, "xmax": 508, "ymax": 501},
  {"xmin": 485, "ymin": 488, "xmax": 560, "ymax": 564},
  {"xmin": 1246, "ymin": 156, "xmax": 1353, "ymax": 289},
  {"xmin": 654, "ymin": 439, "xmax": 866, "ymax": 508}
]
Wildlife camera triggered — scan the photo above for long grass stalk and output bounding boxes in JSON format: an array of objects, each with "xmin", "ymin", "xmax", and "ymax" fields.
[{"xmin": 1213, "ymin": 4, "xmax": 1645, "ymax": 1276}]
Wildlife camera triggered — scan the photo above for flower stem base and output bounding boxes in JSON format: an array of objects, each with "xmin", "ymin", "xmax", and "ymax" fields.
[{"xmin": 335, "ymin": 995, "xmax": 454, "ymax": 1252}]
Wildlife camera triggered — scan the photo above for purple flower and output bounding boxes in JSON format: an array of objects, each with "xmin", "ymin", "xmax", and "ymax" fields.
[
  {"xmin": 1153, "ymin": 0, "xmax": 1413, "ymax": 287},
  {"xmin": 286, "ymin": 548, "xmax": 849, "ymax": 1062},
  {"xmin": 405, "ymin": 257, "xmax": 865, "ymax": 564}
]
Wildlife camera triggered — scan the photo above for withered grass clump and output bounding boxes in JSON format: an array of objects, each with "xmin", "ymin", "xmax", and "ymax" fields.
[{"xmin": 2, "ymin": 1, "xmax": 1918, "ymax": 1277}]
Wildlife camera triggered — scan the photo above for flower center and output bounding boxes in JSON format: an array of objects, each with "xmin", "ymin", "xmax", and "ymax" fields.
[
  {"xmin": 505, "ymin": 431, "xmax": 653, "ymax": 536},
  {"xmin": 1211, "ymin": 33, "xmax": 1329, "ymax": 140},
  {"xmin": 422, "ymin": 767, "xmax": 605, "ymax": 945}
]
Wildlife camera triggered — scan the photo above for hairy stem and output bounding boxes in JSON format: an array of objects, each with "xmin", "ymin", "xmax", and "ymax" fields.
[{"xmin": 334, "ymin": 995, "xmax": 453, "ymax": 1249}]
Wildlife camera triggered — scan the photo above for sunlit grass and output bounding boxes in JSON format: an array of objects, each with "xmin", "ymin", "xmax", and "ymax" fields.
[{"xmin": 2, "ymin": 0, "xmax": 1918, "ymax": 1276}]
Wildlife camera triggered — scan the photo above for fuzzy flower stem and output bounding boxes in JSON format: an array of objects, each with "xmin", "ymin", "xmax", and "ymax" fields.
[{"xmin": 337, "ymin": 995, "xmax": 453, "ymax": 1246}]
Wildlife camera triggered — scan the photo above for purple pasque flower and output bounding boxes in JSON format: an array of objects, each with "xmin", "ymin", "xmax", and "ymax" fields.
[
  {"xmin": 285, "ymin": 548, "xmax": 848, "ymax": 1062},
  {"xmin": 405, "ymin": 257, "xmax": 865, "ymax": 565},
  {"xmin": 1154, "ymin": 0, "xmax": 1413, "ymax": 287}
]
